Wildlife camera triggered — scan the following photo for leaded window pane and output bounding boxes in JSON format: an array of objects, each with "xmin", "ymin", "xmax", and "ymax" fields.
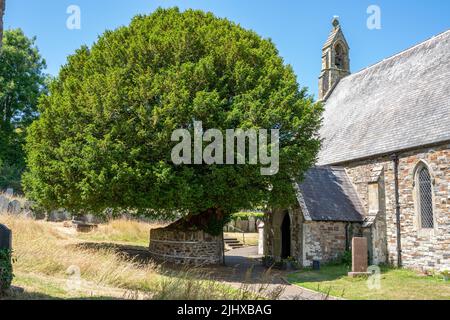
[{"xmin": 418, "ymin": 167, "xmax": 434, "ymax": 229}]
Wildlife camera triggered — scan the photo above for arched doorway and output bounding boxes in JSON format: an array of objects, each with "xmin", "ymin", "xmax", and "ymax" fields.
[{"xmin": 281, "ymin": 211, "xmax": 291, "ymax": 259}]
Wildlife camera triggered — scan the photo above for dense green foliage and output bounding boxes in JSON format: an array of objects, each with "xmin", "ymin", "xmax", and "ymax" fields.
[
  {"xmin": 231, "ymin": 211, "xmax": 265, "ymax": 221},
  {"xmin": 0, "ymin": 29, "xmax": 47, "ymax": 192},
  {"xmin": 24, "ymin": 8, "xmax": 322, "ymax": 222},
  {"xmin": 0, "ymin": 248, "xmax": 13, "ymax": 292}
]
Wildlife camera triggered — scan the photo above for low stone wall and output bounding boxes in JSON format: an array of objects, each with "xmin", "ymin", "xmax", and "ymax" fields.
[{"xmin": 149, "ymin": 228, "xmax": 223, "ymax": 265}]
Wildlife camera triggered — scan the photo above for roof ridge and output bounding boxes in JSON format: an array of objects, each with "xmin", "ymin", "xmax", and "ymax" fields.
[
  {"xmin": 345, "ymin": 28, "xmax": 450, "ymax": 79},
  {"xmin": 314, "ymin": 165, "xmax": 345, "ymax": 171}
]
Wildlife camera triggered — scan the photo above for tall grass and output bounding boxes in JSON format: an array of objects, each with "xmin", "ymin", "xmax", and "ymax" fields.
[
  {"xmin": 0, "ymin": 215, "xmax": 274, "ymax": 300},
  {"xmin": 78, "ymin": 219, "xmax": 164, "ymax": 245}
]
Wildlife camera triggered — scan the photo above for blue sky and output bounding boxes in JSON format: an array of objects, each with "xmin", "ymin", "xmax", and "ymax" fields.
[{"xmin": 3, "ymin": 0, "xmax": 450, "ymax": 98}]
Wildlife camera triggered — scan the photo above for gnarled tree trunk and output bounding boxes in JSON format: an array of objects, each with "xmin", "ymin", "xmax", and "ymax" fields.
[{"xmin": 167, "ymin": 207, "xmax": 229, "ymax": 236}]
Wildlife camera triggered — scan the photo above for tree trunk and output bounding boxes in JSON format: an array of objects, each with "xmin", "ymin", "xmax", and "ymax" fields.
[{"xmin": 168, "ymin": 207, "xmax": 228, "ymax": 236}]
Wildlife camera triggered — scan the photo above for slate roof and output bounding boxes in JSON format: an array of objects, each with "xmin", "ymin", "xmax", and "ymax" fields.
[
  {"xmin": 294, "ymin": 167, "xmax": 364, "ymax": 222},
  {"xmin": 318, "ymin": 29, "xmax": 450, "ymax": 166}
]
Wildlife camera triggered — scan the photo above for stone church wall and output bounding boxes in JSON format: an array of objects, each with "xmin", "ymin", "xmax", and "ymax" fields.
[
  {"xmin": 302, "ymin": 221, "xmax": 360, "ymax": 266},
  {"xmin": 345, "ymin": 143, "xmax": 450, "ymax": 271},
  {"xmin": 263, "ymin": 208, "xmax": 303, "ymax": 262},
  {"xmin": 264, "ymin": 208, "xmax": 361, "ymax": 266}
]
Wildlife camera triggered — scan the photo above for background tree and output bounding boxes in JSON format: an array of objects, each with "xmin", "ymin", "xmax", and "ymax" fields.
[
  {"xmin": 0, "ymin": 29, "xmax": 47, "ymax": 191},
  {"xmin": 0, "ymin": 0, "xmax": 5, "ymax": 48},
  {"xmin": 24, "ymin": 8, "xmax": 322, "ymax": 234}
]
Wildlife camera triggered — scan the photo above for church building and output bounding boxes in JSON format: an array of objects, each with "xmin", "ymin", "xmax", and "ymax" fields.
[{"xmin": 264, "ymin": 18, "xmax": 450, "ymax": 271}]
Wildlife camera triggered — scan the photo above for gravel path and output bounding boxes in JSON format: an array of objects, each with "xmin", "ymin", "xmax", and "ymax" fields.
[{"xmin": 207, "ymin": 246, "xmax": 333, "ymax": 300}]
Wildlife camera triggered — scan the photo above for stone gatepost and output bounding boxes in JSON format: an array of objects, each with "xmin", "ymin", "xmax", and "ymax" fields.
[{"xmin": 258, "ymin": 222, "xmax": 264, "ymax": 255}]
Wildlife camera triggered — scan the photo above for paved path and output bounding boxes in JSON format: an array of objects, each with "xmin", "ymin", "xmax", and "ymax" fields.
[{"xmin": 206, "ymin": 246, "xmax": 332, "ymax": 300}]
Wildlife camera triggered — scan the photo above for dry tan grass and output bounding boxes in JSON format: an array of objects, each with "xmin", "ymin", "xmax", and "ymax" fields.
[
  {"xmin": 79, "ymin": 219, "xmax": 166, "ymax": 246},
  {"xmin": 0, "ymin": 215, "xmax": 160, "ymax": 290},
  {"xmin": 0, "ymin": 192, "xmax": 26, "ymax": 205},
  {"xmin": 0, "ymin": 215, "xmax": 260, "ymax": 300}
]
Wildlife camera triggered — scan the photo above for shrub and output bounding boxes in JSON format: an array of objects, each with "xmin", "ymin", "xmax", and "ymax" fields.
[
  {"xmin": 231, "ymin": 211, "xmax": 265, "ymax": 221},
  {"xmin": 0, "ymin": 248, "xmax": 13, "ymax": 292}
]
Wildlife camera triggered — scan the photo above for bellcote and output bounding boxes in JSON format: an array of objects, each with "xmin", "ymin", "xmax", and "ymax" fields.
[{"xmin": 318, "ymin": 17, "xmax": 350, "ymax": 101}]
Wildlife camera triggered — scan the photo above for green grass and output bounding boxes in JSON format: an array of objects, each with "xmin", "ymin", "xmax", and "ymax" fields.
[
  {"xmin": 231, "ymin": 211, "xmax": 265, "ymax": 220},
  {"xmin": 6, "ymin": 273, "xmax": 126, "ymax": 300},
  {"xmin": 288, "ymin": 265, "xmax": 450, "ymax": 300}
]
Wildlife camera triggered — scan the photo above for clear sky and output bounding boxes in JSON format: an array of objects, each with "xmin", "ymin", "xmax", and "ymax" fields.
[{"xmin": 3, "ymin": 0, "xmax": 450, "ymax": 98}]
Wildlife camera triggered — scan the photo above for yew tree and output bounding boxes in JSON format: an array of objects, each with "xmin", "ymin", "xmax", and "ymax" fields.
[{"xmin": 24, "ymin": 8, "xmax": 322, "ymax": 234}]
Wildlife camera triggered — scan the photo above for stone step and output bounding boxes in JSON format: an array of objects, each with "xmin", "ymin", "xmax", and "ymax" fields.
[
  {"xmin": 224, "ymin": 237, "xmax": 245, "ymax": 248},
  {"xmin": 225, "ymin": 239, "xmax": 241, "ymax": 243}
]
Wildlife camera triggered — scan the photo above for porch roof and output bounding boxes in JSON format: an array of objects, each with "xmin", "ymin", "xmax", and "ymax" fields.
[{"xmin": 295, "ymin": 167, "xmax": 364, "ymax": 222}]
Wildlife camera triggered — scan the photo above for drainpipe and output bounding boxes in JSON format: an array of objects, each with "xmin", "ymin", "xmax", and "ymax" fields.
[{"xmin": 390, "ymin": 154, "xmax": 402, "ymax": 267}]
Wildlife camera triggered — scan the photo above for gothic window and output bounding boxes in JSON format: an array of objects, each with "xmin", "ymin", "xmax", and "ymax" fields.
[
  {"xmin": 334, "ymin": 43, "xmax": 345, "ymax": 69},
  {"xmin": 415, "ymin": 163, "xmax": 434, "ymax": 229}
]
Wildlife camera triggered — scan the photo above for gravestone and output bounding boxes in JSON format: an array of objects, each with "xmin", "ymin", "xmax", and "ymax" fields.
[
  {"xmin": 7, "ymin": 200, "xmax": 21, "ymax": 215},
  {"xmin": 348, "ymin": 237, "xmax": 370, "ymax": 277},
  {"xmin": 0, "ymin": 195, "xmax": 8, "ymax": 213},
  {"xmin": 47, "ymin": 209, "xmax": 72, "ymax": 222},
  {"xmin": 258, "ymin": 222, "xmax": 264, "ymax": 255},
  {"xmin": 248, "ymin": 216, "xmax": 256, "ymax": 232},
  {"xmin": 0, "ymin": 224, "xmax": 11, "ymax": 250}
]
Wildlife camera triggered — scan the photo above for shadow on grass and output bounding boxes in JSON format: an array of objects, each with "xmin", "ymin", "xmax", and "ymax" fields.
[
  {"xmin": 290, "ymin": 265, "xmax": 351, "ymax": 283},
  {"xmin": 68, "ymin": 242, "xmax": 288, "ymax": 299},
  {"xmin": 72, "ymin": 242, "xmax": 153, "ymax": 264},
  {"xmin": 1, "ymin": 287, "xmax": 126, "ymax": 300}
]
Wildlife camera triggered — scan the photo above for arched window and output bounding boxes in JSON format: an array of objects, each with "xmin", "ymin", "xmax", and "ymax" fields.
[
  {"xmin": 415, "ymin": 164, "xmax": 434, "ymax": 229},
  {"xmin": 334, "ymin": 43, "xmax": 345, "ymax": 69}
]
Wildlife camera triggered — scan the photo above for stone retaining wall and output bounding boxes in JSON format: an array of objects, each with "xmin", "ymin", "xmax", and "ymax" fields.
[{"xmin": 149, "ymin": 228, "xmax": 223, "ymax": 265}]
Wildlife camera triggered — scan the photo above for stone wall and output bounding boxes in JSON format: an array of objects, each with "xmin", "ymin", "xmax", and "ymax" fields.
[
  {"xmin": 263, "ymin": 208, "xmax": 303, "ymax": 262},
  {"xmin": 264, "ymin": 207, "xmax": 361, "ymax": 266},
  {"xmin": 345, "ymin": 143, "xmax": 450, "ymax": 271},
  {"xmin": 302, "ymin": 221, "xmax": 360, "ymax": 266},
  {"xmin": 149, "ymin": 228, "xmax": 223, "ymax": 265}
]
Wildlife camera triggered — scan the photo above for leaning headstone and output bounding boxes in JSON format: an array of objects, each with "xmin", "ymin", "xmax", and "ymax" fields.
[
  {"xmin": 47, "ymin": 209, "xmax": 72, "ymax": 222},
  {"xmin": 0, "ymin": 195, "xmax": 8, "ymax": 213},
  {"xmin": 348, "ymin": 237, "xmax": 370, "ymax": 277},
  {"xmin": 5, "ymin": 188, "xmax": 13, "ymax": 196},
  {"xmin": 7, "ymin": 200, "xmax": 21, "ymax": 215},
  {"xmin": 24, "ymin": 202, "xmax": 46, "ymax": 220}
]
